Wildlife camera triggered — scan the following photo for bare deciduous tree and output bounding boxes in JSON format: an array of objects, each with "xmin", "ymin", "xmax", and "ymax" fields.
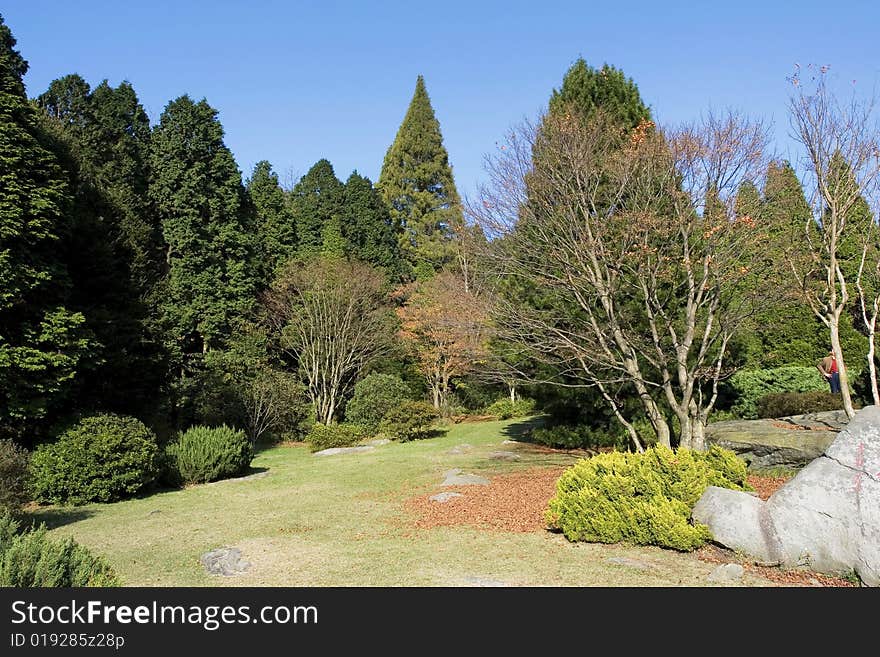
[
  {"xmin": 265, "ymin": 257, "xmax": 393, "ymax": 425},
  {"xmin": 787, "ymin": 68, "xmax": 880, "ymax": 417},
  {"xmin": 470, "ymin": 108, "xmax": 770, "ymax": 450},
  {"xmin": 243, "ymin": 368, "xmax": 307, "ymax": 444}
]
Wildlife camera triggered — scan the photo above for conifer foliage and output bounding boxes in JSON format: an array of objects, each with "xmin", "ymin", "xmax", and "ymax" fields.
[
  {"xmin": 149, "ymin": 96, "xmax": 257, "ymax": 358},
  {"xmin": 0, "ymin": 16, "xmax": 89, "ymax": 439},
  {"xmin": 379, "ymin": 75, "xmax": 462, "ymax": 278}
]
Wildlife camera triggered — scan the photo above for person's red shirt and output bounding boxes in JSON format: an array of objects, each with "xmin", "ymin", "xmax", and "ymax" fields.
[{"xmin": 830, "ymin": 356, "xmax": 839, "ymax": 374}]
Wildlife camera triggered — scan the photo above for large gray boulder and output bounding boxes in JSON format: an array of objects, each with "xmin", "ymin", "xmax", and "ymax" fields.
[
  {"xmin": 694, "ymin": 405, "xmax": 880, "ymax": 585},
  {"xmin": 705, "ymin": 410, "xmax": 845, "ymax": 469}
]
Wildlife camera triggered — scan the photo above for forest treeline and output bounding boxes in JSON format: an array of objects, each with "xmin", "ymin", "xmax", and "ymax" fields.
[{"xmin": 2, "ymin": 12, "xmax": 879, "ymax": 456}]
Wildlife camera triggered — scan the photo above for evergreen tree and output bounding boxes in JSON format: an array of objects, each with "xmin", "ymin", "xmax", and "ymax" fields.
[
  {"xmin": 247, "ymin": 160, "xmax": 295, "ymax": 282},
  {"xmin": 0, "ymin": 16, "xmax": 90, "ymax": 440},
  {"xmin": 734, "ymin": 180, "xmax": 761, "ymax": 219},
  {"xmin": 341, "ymin": 171, "xmax": 403, "ymax": 277},
  {"xmin": 288, "ymin": 159, "xmax": 344, "ymax": 257},
  {"xmin": 548, "ymin": 58, "xmax": 651, "ymax": 128},
  {"xmin": 762, "ymin": 160, "xmax": 812, "ymax": 240},
  {"xmin": 149, "ymin": 95, "xmax": 256, "ymax": 363},
  {"xmin": 378, "ymin": 75, "xmax": 461, "ymax": 278},
  {"xmin": 35, "ymin": 74, "xmax": 163, "ymax": 416},
  {"xmin": 320, "ymin": 215, "xmax": 346, "ymax": 257}
]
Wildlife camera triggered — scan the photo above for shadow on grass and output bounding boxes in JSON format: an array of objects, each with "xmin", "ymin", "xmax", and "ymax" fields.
[
  {"xmin": 27, "ymin": 507, "xmax": 96, "ymax": 531},
  {"xmin": 500, "ymin": 415, "xmax": 548, "ymax": 443}
]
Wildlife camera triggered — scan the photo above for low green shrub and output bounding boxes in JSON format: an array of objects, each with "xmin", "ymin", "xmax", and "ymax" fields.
[
  {"xmin": 727, "ymin": 367, "xmax": 827, "ymax": 419},
  {"xmin": 483, "ymin": 397, "xmax": 536, "ymax": 420},
  {"xmin": 531, "ymin": 424, "xmax": 629, "ymax": 450},
  {"xmin": 306, "ymin": 423, "xmax": 369, "ymax": 453},
  {"xmin": 0, "ymin": 511, "xmax": 119, "ymax": 586},
  {"xmin": 345, "ymin": 374, "xmax": 414, "ymax": 430},
  {"xmin": 29, "ymin": 414, "xmax": 160, "ymax": 505},
  {"xmin": 0, "ymin": 439, "xmax": 29, "ymax": 514},
  {"xmin": 546, "ymin": 445, "xmax": 751, "ymax": 551},
  {"xmin": 164, "ymin": 425, "xmax": 252, "ymax": 485},
  {"xmin": 756, "ymin": 391, "xmax": 845, "ymax": 418},
  {"xmin": 379, "ymin": 401, "xmax": 439, "ymax": 442}
]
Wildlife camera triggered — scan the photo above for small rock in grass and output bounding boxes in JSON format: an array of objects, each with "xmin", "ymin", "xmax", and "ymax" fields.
[
  {"xmin": 489, "ymin": 451, "xmax": 520, "ymax": 461},
  {"xmin": 200, "ymin": 547, "xmax": 251, "ymax": 576},
  {"xmin": 429, "ymin": 492, "xmax": 463, "ymax": 503},
  {"xmin": 448, "ymin": 444, "xmax": 472, "ymax": 454},
  {"xmin": 606, "ymin": 557, "xmax": 654, "ymax": 570},
  {"xmin": 368, "ymin": 438, "xmax": 391, "ymax": 446},
  {"xmin": 441, "ymin": 469, "xmax": 490, "ymax": 486},
  {"xmin": 313, "ymin": 446, "xmax": 375, "ymax": 456},
  {"xmin": 707, "ymin": 563, "xmax": 745, "ymax": 583}
]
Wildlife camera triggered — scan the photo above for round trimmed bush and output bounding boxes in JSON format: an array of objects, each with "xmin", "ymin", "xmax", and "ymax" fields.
[
  {"xmin": 483, "ymin": 397, "xmax": 536, "ymax": 420},
  {"xmin": 546, "ymin": 445, "xmax": 751, "ymax": 551},
  {"xmin": 345, "ymin": 374, "xmax": 414, "ymax": 430},
  {"xmin": 164, "ymin": 425, "xmax": 252, "ymax": 485},
  {"xmin": 306, "ymin": 423, "xmax": 369, "ymax": 453},
  {"xmin": 0, "ymin": 439, "xmax": 30, "ymax": 514},
  {"xmin": 29, "ymin": 414, "xmax": 160, "ymax": 505},
  {"xmin": 756, "ymin": 391, "xmax": 845, "ymax": 418},
  {"xmin": 379, "ymin": 401, "xmax": 439, "ymax": 442}
]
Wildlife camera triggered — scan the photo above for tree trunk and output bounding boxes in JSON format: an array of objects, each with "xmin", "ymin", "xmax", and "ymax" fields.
[
  {"xmin": 508, "ymin": 384, "xmax": 517, "ymax": 404},
  {"xmin": 868, "ymin": 322, "xmax": 879, "ymax": 406},
  {"xmin": 830, "ymin": 318, "xmax": 856, "ymax": 418},
  {"xmin": 431, "ymin": 385, "xmax": 441, "ymax": 410}
]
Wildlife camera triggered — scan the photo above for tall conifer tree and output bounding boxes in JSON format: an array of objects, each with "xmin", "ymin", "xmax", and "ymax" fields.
[
  {"xmin": 149, "ymin": 95, "xmax": 256, "ymax": 362},
  {"xmin": 36, "ymin": 74, "xmax": 163, "ymax": 415},
  {"xmin": 288, "ymin": 159, "xmax": 344, "ymax": 257},
  {"xmin": 0, "ymin": 16, "xmax": 89, "ymax": 440},
  {"xmin": 549, "ymin": 58, "xmax": 651, "ymax": 128},
  {"xmin": 342, "ymin": 171, "xmax": 402, "ymax": 277},
  {"xmin": 247, "ymin": 160, "xmax": 295, "ymax": 283},
  {"xmin": 378, "ymin": 76, "xmax": 461, "ymax": 278}
]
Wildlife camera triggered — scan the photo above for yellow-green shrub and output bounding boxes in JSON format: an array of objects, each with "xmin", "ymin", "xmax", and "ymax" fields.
[{"xmin": 546, "ymin": 445, "xmax": 751, "ymax": 551}]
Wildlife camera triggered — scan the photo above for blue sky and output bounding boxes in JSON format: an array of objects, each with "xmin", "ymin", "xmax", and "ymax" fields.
[{"xmin": 4, "ymin": 1, "xmax": 879, "ymax": 199}]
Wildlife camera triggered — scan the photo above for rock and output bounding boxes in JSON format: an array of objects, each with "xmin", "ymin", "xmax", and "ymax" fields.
[
  {"xmin": 367, "ymin": 438, "xmax": 391, "ymax": 446},
  {"xmin": 448, "ymin": 444, "xmax": 472, "ymax": 455},
  {"xmin": 705, "ymin": 413, "xmax": 840, "ymax": 469},
  {"xmin": 429, "ymin": 492, "xmax": 463, "ymax": 503},
  {"xmin": 313, "ymin": 446, "xmax": 375, "ymax": 456},
  {"xmin": 207, "ymin": 470, "xmax": 269, "ymax": 485},
  {"xmin": 489, "ymin": 451, "xmax": 520, "ymax": 461},
  {"xmin": 200, "ymin": 547, "xmax": 251, "ymax": 576},
  {"xmin": 501, "ymin": 440, "xmax": 519, "ymax": 445},
  {"xmin": 441, "ymin": 468, "xmax": 490, "ymax": 486},
  {"xmin": 695, "ymin": 405, "xmax": 880, "ymax": 586},
  {"xmin": 461, "ymin": 576, "xmax": 508, "ymax": 587},
  {"xmin": 606, "ymin": 557, "xmax": 654, "ymax": 570},
  {"xmin": 707, "ymin": 564, "xmax": 745, "ymax": 583}
]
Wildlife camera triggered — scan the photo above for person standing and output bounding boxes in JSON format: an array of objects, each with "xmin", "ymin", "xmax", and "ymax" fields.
[{"xmin": 817, "ymin": 351, "xmax": 841, "ymax": 393}]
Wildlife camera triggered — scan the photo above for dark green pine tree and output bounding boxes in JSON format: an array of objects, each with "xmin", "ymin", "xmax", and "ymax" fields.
[
  {"xmin": 149, "ymin": 95, "xmax": 257, "ymax": 363},
  {"xmin": 734, "ymin": 180, "xmax": 761, "ymax": 219},
  {"xmin": 378, "ymin": 75, "xmax": 461, "ymax": 279},
  {"xmin": 341, "ymin": 171, "xmax": 404, "ymax": 277},
  {"xmin": 288, "ymin": 159, "xmax": 344, "ymax": 257},
  {"xmin": 247, "ymin": 160, "xmax": 295, "ymax": 283},
  {"xmin": 548, "ymin": 58, "xmax": 652, "ymax": 128},
  {"xmin": 35, "ymin": 74, "xmax": 164, "ymax": 416},
  {"xmin": 0, "ymin": 16, "xmax": 90, "ymax": 441},
  {"xmin": 84, "ymin": 80, "xmax": 160, "ymax": 293},
  {"xmin": 762, "ymin": 160, "xmax": 812, "ymax": 241}
]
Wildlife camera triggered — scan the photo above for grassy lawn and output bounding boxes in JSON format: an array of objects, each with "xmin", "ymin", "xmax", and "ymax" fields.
[{"xmin": 33, "ymin": 418, "xmax": 775, "ymax": 587}]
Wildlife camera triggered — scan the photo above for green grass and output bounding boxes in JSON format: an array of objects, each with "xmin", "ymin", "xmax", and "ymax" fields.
[{"xmin": 31, "ymin": 418, "xmax": 775, "ymax": 587}]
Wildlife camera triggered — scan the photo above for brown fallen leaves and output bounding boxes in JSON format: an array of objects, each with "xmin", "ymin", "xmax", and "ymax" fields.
[
  {"xmin": 404, "ymin": 466, "xmax": 859, "ymax": 586},
  {"xmin": 404, "ymin": 466, "xmax": 566, "ymax": 533}
]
